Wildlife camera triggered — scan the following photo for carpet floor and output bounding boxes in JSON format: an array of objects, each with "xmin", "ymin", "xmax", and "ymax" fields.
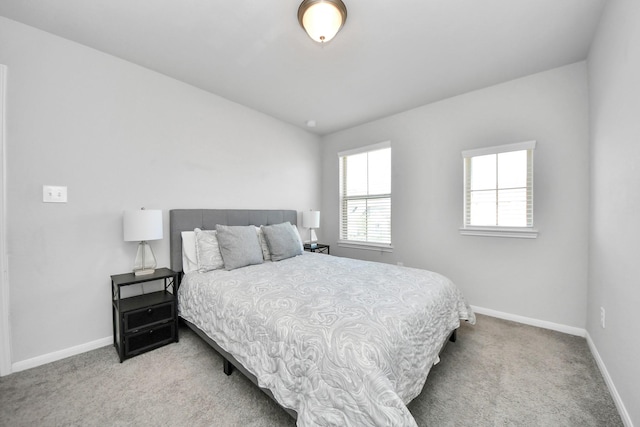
[{"xmin": 0, "ymin": 314, "xmax": 622, "ymax": 426}]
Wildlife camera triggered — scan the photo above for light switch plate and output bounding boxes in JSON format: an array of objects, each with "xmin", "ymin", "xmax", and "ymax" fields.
[{"xmin": 43, "ymin": 185, "xmax": 67, "ymax": 203}]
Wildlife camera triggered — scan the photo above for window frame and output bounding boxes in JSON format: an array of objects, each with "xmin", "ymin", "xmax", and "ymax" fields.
[
  {"xmin": 338, "ymin": 141, "xmax": 393, "ymax": 252},
  {"xmin": 460, "ymin": 140, "xmax": 538, "ymax": 239}
]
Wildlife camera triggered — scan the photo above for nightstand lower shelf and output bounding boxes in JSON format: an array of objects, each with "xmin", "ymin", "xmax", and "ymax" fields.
[
  {"xmin": 114, "ymin": 291, "xmax": 177, "ymax": 360},
  {"xmin": 111, "ymin": 268, "xmax": 179, "ymax": 362}
]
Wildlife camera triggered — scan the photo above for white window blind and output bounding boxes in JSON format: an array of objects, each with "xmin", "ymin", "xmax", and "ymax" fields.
[
  {"xmin": 339, "ymin": 141, "xmax": 391, "ymax": 246},
  {"xmin": 461, "ymin": 141, "xmax": 537, "ymax": 238}
]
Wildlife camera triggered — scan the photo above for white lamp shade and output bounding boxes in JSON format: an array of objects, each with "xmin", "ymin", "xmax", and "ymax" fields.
[
  {"xmin": 123, "ymin": 209, "xmax": 163, "ymax": 242},
  {"xmin": 302, "ymin": 210, "xmax": 321, "ymax": 229}
]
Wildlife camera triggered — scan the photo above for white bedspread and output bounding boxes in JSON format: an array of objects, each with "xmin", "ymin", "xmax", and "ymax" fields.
[{"xmin": 178, "ymin": 253, "xmax": 475, "ymax": 426}]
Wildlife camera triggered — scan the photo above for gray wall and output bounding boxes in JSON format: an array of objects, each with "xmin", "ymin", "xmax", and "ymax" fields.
[
  {"xmin": 321, "ymin": 62, "xmax": 590, "ymax": 329},
  {"xmin": 0, "ymin": 16, "xmax": 321, "ymax": 363},
  {"xmin": 588, "ymin": 0, "xmax": 640, "ymax": 424}
]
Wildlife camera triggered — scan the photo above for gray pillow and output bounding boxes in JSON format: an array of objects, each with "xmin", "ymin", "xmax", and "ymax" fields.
[
  {"xmin": 215, "ymin": 224, "xmax": 264, "ymax": 270},
  {"xmin": 194, "ymin": 228, "xmax": 224, "ymax": 272},
  {"xmin": 261, "ymin": 222, "xmax": 303, "ymax": 262}
]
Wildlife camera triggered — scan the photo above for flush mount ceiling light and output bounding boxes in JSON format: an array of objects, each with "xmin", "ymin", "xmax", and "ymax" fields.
[{"xmin": 298, "ymin": 0, "xmax": 347, "ymax": 43}]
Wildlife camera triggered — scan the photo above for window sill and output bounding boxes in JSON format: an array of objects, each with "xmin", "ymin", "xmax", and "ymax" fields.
[
  {"xmin": 337, "ymin": 240, "xmax": 394, "ymax": 252},
  {"xmin": 459, "ymin": 226, "xmax": 538, "ymax": 239}
]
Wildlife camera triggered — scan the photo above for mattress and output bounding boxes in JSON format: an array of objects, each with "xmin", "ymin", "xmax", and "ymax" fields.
[{"xmin": 178, "ymin": 252, "xmax": 475, "ymax": 426}]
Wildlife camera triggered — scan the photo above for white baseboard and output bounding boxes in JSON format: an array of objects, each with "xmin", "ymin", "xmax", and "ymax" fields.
[
  {"xmin": 586, "ymin": 332, "xmax": 634, "ymax": 427},
  {"xmin": 470, "ymin": 305, "xmax": 586, "ymax": 337},
  {"xmin": 11, "ymin": 336, "xmax": 112, "ymax": 374}
]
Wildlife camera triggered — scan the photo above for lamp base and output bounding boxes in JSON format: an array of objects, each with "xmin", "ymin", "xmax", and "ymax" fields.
[
  {"xmin": 134, "ymin": 268, "xmax": 156, "ymax": 276},
  {"xmin": 133, "ymin": 241, "xmax": 157, "ymax": 276}
]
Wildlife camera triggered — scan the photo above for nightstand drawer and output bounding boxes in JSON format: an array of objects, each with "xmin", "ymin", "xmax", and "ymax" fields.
[
  {"xmin": 124, "ymin": 302, "xmax": 174, "ymax": 332},
  {"xmin": 125, "ymin": 323, "xmax": 175, "ymax": 356}
]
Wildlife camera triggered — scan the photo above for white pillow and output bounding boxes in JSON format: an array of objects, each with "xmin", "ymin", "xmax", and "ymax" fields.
[
  {"xmin": 194, "ymin": 228, "xmax": 225, "ymax": 272},
  {"xmin": 181, "ymin": 231, "xmax": 198, "ymax": 274}
]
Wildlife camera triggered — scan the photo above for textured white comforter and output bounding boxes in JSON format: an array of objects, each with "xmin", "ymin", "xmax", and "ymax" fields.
[{"xmin": 178, "ymin": 253, "xmax": 475, "ymax": 426}]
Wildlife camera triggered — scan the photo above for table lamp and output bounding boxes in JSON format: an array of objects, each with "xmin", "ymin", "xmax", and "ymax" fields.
[
  {"xmin": 123, "ymin": 208, "xmax": 163, "ymax": 276},
  {"xmin": 302, "ymin": 210, "xmax": 320, "ymax": 248}
]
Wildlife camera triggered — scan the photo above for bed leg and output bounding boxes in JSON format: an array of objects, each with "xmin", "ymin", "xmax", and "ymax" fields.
[
  {"xmin": 449, "ymin": 329, "xmax": 457, "ymax": 343},
  {"xmin": 223, "ymin": 358, "xmax": 234, "ymax": 376}
]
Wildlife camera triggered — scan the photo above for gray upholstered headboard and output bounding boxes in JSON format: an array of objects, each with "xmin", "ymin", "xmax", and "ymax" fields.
[{"xmin": 169, "ymin": 209, "xmax": 298, "ymax": 273}]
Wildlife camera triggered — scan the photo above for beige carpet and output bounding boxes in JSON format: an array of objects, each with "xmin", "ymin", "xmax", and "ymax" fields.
[{"xmin": 0, "ymin": 314, "xmax": 622, "ymax": 426}]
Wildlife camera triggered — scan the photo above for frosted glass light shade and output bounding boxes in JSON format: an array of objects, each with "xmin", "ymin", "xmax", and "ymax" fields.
[{"xmin": 298, "ymin": 0, "xmax": 347, "ymax": 43}]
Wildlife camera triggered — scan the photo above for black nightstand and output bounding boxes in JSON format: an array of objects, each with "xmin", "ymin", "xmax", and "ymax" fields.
[
  {"xmin": 111, "ymin": 268, "xmax": 179, "ymax": 362},
  {"xmin": 303, "ymin": 243, "xmax": 330, "ymax": 254}
]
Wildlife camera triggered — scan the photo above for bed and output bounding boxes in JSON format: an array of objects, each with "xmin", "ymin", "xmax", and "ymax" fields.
[{"xmin": 170, "ymin": 209, "xmax": 475, "ymax": 426}]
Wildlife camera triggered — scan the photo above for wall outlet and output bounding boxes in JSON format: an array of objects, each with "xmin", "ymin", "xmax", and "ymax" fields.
[
  {"xmin": 43, "ymin": 185, "xmax": 68, "ymax": 203},
  {"xmin": 600, "ymin": 307, "xmax": 605, "ymax": 328}
]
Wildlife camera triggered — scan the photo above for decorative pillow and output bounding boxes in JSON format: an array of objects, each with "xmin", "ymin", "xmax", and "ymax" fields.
[
  {"xmin": 261, "ymin": 222, "xmax": 303, "ymax": 262},
  {"xmin": 181, "ymin": 231, "xmax": 198, "ymax": 274},
  {"xmin": 215, "ymin": 224, "xmax": 264, "ymax": 270},
  {"xmin": 194, "ymin": 228, "xmax": 225, "ymax": 272},
  {"xmin": 255, "ymin": 226, "xmax": 272, "ymax": 261}
]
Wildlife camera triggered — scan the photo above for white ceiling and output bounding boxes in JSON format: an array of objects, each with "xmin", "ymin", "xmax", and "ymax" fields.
[{"xmin": 0, "ymin": 0, "xmax": 606, "ymax": 135}]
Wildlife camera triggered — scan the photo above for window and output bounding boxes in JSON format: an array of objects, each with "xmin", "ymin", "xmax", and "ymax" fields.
[
  {"xmin": 461, "ymin": 141, "xmax": 537, "ymax": 238},
  {"xmin": 339, "ymin": 141, "xmax": 392, "ymax": 249}
]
